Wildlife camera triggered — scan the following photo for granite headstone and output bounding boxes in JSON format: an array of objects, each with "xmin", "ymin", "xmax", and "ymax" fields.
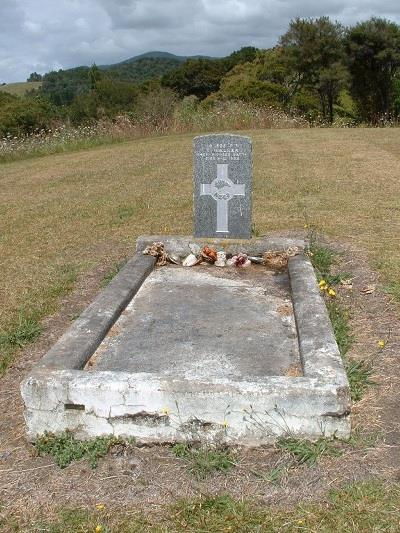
[{"xmin": 193, "ymin": 133, "xmax": 252, "ymax": 239}]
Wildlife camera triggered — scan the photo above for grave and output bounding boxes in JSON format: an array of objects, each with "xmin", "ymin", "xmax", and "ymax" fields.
[{"xmin": 21, "ymin": 134, "xmax": 351, "ymax": 445}]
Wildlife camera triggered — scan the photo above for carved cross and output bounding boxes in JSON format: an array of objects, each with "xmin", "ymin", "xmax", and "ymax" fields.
[{"xmin": 200, "ymin": 164, "xmax": 245, "ymax": 234}]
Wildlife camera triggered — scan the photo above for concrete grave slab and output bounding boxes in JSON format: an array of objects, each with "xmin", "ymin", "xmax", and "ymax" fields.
[{"xmin": 21, "ymin": 236, "xmax": 351, "ymax": 445}]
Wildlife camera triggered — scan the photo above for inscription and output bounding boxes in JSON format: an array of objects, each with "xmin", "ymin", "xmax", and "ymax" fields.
[{"xmin": 197, "ymin": 142, "xmax": 247, "ymax": 161}]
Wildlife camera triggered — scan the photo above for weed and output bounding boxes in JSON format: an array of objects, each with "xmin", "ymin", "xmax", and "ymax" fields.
[
  {"xmin": 171, "ymin": 443, "xmax": 237, "ymax": 479},
  {"xmin": 345, "ymin": 359, "xmax": 374, "ymax": 401},
  {"xmin": 276, "ymin": 435, "xmax": 342, "ymax": 465},
  {"xmin": 251, "ymin": 463, "xmax": 288, "ymax": 484},
  {"xmin": 251, "ymin": 222, "xmax": 261, "ymax": 237},
  {"xmin": 307, "ymin": 230, "xmax": 336, "ymax": 277},
  {"xmin": 101, "ymin": 260, "xmax": 127, "ymax": 288},
  {"xmin": 35, "ymin": 431, "xmax": 135, "ymax": 469}
]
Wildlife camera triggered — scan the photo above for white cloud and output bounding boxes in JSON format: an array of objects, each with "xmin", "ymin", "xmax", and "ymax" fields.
[{"xmin": 0, "ymin": 0, "xmax": 400, "ymax": 82}]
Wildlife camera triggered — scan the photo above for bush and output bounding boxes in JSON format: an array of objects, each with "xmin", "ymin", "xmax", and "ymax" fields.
[{"xmin": 0, "ymin": 95, "xmax": 55, "ymax": 136}]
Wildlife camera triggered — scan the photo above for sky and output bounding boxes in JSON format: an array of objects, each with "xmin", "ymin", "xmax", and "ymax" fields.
[{"xmin": 1, "ymin": 0, "xmax": 400, "ymax": 83}]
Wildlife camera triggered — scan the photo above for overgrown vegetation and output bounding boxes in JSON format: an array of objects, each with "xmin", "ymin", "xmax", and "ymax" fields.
[
  {"xmin": 2, "ymin": 481, "xmax": 399, "ymax": 532},
  {"xmin": 35, "ymin": 431, "xmax": 134, "ymax": 468},
  {"xmin": 171, "ymin": 443, "xmax": 237, "ymax": 479}
]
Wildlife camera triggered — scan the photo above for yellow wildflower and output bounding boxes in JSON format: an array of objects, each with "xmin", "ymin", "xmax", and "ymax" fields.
[
  {"xmin": 378, "ymin": 340, "xmax": 385, "ymax": 348},
  {"xmin": 319, "ymin": 279, "xmax": 327, "ymax": 290},
  {"xmin": 328, "ymin": 288, "xmax": 336, "ymax": 297},
  {"xmin": 222, "ymin": 420, "xmax": 229, "ymax": 428},
  {"xmin": 95, "ymin": 526, "xmax": 103, "ymax": 533},
  {"xmin": 95, "ymin": 503, "xmax": 105, "ymax": 512},
  {"xmin": 297, "ymin": 519, "xmax": 304, "ymax": 525},
  {"xmin": 161, "ymin": 407, "xmax": 170, "ymax": 416}
]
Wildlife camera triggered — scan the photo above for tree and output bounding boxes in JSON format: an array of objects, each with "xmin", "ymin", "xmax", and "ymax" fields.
[
  {"xmin": 88, "ymin": 64, "xmax": 102, "ymax": 90},
  {"xmin": 279, "ymin": 17, "xmax": 347, "ymax": 122},
  {"xmin": 27, "ymin": 72, "xmax": 43, "ymax": 82},
  {"xmin": 346, "ymin": 18, "xmax": 400, "ymax": 123},
  {"xmin": 161, "ymin": 58, "xmax": 226, "ymax": 99}
]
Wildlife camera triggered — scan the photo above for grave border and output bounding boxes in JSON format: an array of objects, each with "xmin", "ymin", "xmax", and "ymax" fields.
[{"xmin": 21, "ymin": 236, "xmax": 351, "ymax": 444}]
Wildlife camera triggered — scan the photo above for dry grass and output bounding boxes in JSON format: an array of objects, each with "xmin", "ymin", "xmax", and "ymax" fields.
[
  {"xmin": 1, "ymin": 128, "xmax": 400, "ymax": 335},
  {"xmin": 0, "ymin": 81, "xmax": 42, "ymax": 96}
]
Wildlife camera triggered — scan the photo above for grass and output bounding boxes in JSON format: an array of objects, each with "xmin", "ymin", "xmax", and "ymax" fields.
[
  {"xmin": 276, "ymin": 435, "xmax": 342, "ymax": 465},
  {"xmin": 0, "ymin": 81, "xmax": 42, "ymax": 96},
  {"xmin": 0, "ymin": 263, "xmax": 78, "ymax": 375},
  {"xmin": 326, "ymin": 300, "xmax": 353, "ymax": 357},
  {"xmin": 2, "ymin": 481, "xmax": 399, "ymax": 531},
  {"xmin": 101, "ymin": 260, "xmax": 127, "ymax": 287},
  {"xmin": 0, "ymin": 312, "xmax": 41, "ymax": 375},
  {"xmin": 172, "ymin": 443, "xmax": 237, "ymax": 479},
  {"xmin": 384, "ymin": 281, "xmax": 400, "ymax": 303},
  {"xmin": 309, "ymin": 237, "xmax": 374, "ymax": 402},
  {"xmin": 325, "ymin": 284, "xmax": 374, "ymax": 401},
  {"xmin": 35, "ymin": 431, "xmax": 135, "ymax": 468}
]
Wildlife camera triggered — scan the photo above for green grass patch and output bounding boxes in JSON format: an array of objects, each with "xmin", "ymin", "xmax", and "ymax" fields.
[
  {"xmin": 0, "ymin": 312, "xmax": 42, "ymax": 376},
  {"xmin": 171, "ymin": 443, "xmax": 237, "ymax": 480},
  {"xmin": 276, "ymin": 435, "xmax": 342, "ymax": 465},
  {"xmin": 101, "ymin": 260, "xmax": 127, "ymax": 288},
  {"xmin": 384, "ymin": 281, "xmax": 400, "ymax": 302},
  {"xmin": 115, "ymin": 205, "xmax": 136, "ymax": 224},
  {"xmin": 35, "ymin": 431, "xmax": 135, "ymax": 469}
]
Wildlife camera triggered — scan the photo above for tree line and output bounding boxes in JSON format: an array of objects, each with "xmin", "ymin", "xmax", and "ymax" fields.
[{"xmin": 2, "ymin": 16, "xmax": 400, "ymax": 137}]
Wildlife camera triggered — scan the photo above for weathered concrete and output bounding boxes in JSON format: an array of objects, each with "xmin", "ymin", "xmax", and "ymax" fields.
[
  {"xmin": 88, "ymin": 266, "xmax": 300, "ymax": 379},
  {"xmin": 37, "ymin": 254, "xmax": 156, "ymax": 370},
  {"xmin": 21, "ymin": 236, "xmax": 351, "ymax": 444}
]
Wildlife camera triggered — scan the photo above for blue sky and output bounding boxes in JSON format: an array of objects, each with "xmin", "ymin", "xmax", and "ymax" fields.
[{"xmin": 1, "ymin": 0, "xmax": 400, "ymax": 83}]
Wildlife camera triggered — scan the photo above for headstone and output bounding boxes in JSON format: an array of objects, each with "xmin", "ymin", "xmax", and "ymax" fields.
[{"xmin": 193, "ymin": 133, "xmax": 252, "ymax": 239}]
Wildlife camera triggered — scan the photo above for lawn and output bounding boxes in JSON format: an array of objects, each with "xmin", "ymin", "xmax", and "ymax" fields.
[{"xmin": 1, "ymin": 128, "xmax": 400, "ymax": 530}]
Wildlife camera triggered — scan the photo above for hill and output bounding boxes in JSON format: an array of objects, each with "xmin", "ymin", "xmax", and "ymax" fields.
[
  {"xmin": 0, "ymin": 81, "xmax": 42, "ymax": 96},
  {"xmin": 101, "ymin": 50, "xmax": 213, "ymax": 68}
]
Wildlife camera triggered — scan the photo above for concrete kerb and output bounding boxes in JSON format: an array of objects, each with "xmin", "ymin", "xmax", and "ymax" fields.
[{"xmin": 21, "ymin": 235, "xmax": 351, "ymax": 444}]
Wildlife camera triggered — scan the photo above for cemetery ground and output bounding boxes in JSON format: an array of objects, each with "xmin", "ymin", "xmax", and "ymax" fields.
[{"xmin": 0, "ymin": 127, "xmax": 400, "ymax": 531}]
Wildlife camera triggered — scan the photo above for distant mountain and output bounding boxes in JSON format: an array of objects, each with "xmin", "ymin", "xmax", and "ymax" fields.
[
  {"xmin": 97, "ymin": 51, "xmax": 217, "ymax": 83},
  {"xmin": 101, "ymin": 51, "xmax": 214, "ymax": 68}
]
